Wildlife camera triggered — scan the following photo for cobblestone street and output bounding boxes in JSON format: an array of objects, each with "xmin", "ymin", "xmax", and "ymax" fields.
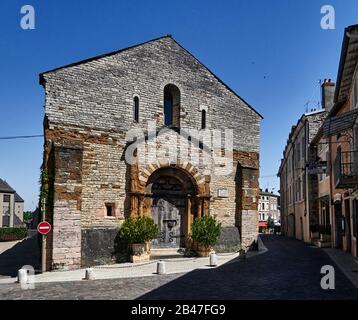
[{"xmin": 0, "ymin": 235, "xmax": 358, "ymax": 300}]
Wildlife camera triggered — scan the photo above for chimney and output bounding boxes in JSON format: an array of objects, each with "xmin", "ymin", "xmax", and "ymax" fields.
[{"xmin": 321, "ymin": 79, "xmax": 335, "ymax": 112}]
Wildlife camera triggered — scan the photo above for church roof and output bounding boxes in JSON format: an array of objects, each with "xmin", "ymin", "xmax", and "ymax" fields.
[{"xmin": 39, "ymin": 35, "xmax": 263, "ymax": 119}]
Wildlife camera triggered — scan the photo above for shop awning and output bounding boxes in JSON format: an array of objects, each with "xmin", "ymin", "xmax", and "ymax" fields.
[
  {"xmin": 258, "ymin": 221, "xmax": 268, "ymax": 228},
  {"xmin": 323, "ymin": 108, "xmax": 358, "ymax": 137}
]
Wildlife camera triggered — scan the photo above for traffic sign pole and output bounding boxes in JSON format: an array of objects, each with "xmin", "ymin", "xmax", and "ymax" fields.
[{"xmin": 41, "ymin": 198, "xmax": 46, "ymax": 273}]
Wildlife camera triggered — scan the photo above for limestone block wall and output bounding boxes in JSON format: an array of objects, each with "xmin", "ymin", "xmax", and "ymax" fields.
[
  {"xmin": 81, "ymin": 141, "xmax": 127, "ymax": 228},
  {"xmin": 41, "ymin": 36, "xmax": 261, "ymax": 153},
  {"xmin": 52, "ymin": 200, "xmax": 81, "ymax": 270},
  {"xmin": 50, "ymin": 140, "xmax": 83, "ymax": 270}
]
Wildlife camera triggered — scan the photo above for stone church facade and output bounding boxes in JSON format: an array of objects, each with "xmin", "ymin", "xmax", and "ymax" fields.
[{"xmin": 40, "ymin": 35, "xmax": 262, "ymax": 270}]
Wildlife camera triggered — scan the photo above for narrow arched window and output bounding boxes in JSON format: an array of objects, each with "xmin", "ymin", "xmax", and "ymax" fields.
[
  {"xmin": 164, "ymin": 84, "xmax": 180, "ymax": 127},
  {"xmin": 133, "ymin": 96, "xmax": 139, "ymax": 122},
  {"xmin": 201, "ymin": 109, "xmax": 206, "ymax": 129}
]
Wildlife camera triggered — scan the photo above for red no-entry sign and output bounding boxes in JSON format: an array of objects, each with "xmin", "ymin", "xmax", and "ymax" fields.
[{"xmin": 37, "ymin": 221, "xmax": 52, "ymax": 235}]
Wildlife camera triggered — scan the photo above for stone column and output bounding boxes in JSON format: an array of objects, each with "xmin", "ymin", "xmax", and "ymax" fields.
[
  {"xmin": 185, "ymin": 195, "xmax": 192, "ymax": 247},
  {"xmin": 197, "ymin": 196, "xmax": 203, "ymax": 218},
  {"xmin": 130, "ymin": 194, "xmax": 140, "ymax": 217},
  {"xmin": 202, "ymin": 197, "xmax": 210, "ymax": 216},
  {"xmin": 138, "ymin": 194, "xmax": 145, "ymax": 216}
]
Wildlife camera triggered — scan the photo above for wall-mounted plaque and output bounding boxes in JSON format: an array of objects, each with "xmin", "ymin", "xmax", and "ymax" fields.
[{"xmin": 217, "ymin": 188, "xmax": 229, "ymax": 198}]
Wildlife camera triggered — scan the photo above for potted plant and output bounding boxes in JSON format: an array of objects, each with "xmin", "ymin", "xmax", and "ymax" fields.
[
  {"xmin": 310, "ymin": 224, "xmax": 319, "ymax": 240},
  {"xmin": 191, "ymin": 215, "xmax": 221, "ymax": 257},
  {"xmin": 120, "ymin": 216, "xmax": 158, "ymax": 263},
  {"xmin": 319, "ymin": 224, "xmax": 331, "ymax": 242}
]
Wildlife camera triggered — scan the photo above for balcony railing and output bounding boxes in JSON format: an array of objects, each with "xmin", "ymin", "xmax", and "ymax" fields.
[{"xmin": 334, "ymin": 150, "xmax": 358, "ymax": 188}]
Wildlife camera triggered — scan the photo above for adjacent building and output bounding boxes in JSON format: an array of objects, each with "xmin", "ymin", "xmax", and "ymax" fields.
[
  {"xmin": 40, "ymin": 35, "xmax": 262, "ymax": 270},
  {"xmin": 0, "ymin": 179, "xmax": 25, "ymax": 227},
  {"xmin": 258, "ymin": 189, "xmax": 280, "ymax": 232},
  {"xmin": 279, "ymin": 24, "xmax": 358, "ymax": 259},
  {"xmin": 278, "ymin": 108, "xmax": 327, "ymax": 242},
  {"xmin": 311, "ymin": 24, "xmax": 358, "ymax": 256}
]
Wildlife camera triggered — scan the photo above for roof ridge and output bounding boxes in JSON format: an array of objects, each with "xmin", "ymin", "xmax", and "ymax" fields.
[{"xmin": 39, "ymin": 34, "xmax": 172, "ymax": 81}]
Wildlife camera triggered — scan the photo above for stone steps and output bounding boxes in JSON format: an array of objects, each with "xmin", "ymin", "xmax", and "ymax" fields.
[
  {"xmin": 312, "ymin": 239, "xmax": 331, "ymax": 248},
  {"xmin": 150, "ymin": 248, "xmax": 185, "ymax": 260}
]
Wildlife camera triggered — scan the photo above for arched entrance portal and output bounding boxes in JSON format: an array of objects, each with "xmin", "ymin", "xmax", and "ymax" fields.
[{"xmin": 146, "ymin": 168, "xmax": 197, "ymax": 248}]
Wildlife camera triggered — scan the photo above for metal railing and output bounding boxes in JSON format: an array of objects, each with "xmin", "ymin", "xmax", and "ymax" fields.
[{"xmin": 334, "ymin": 150, "xmax": 358, "ymax": 187}]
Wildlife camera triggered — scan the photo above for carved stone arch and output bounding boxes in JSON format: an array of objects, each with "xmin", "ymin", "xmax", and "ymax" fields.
[{"xmin": 137, "ymin": 161, "xmax": 208, "ymax": 195}]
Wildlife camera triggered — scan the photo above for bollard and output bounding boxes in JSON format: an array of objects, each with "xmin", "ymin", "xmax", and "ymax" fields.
[
  {"xmin": 240, "ymin": 249, "xmax": 247, "ymax": 260},
  {"xmin": 84, "ymin": 268, "xmax": 95, "ymax": 280},
  {"xmin": 157, "ymin": 261, "xmax": 166, "ymax": 275},
  {"xmin": 17, "ymin": 268, "xmax": 28, "ymax": 285},
  {"xmin": 209, "ymin": 253, "xmax": 218, "ymax": 267}
]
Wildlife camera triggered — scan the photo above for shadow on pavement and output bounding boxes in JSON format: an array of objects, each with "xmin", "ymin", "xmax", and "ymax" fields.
[
  {"xmin": 0, "ymin": 235, "xmax": 40, "ymax": 278},
  {"xmin": 137, "ymin": 235, "xmax": 358, "ymax": 300}
]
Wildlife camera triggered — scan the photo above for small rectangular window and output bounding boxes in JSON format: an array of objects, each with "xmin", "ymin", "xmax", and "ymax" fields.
[
  {"xmin": 106, "ymin": 203, "xmax": 115, "ymax": 217},
  {"xmin": 133, "ymin": 97, "xmax": 139, "ymax": 122},
  {"xmin": 201, "ymin": 109, "xmax": 206, "ymax": 129}
]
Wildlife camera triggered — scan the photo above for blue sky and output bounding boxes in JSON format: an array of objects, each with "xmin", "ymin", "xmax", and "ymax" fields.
[{"xmin": 0, "ymin": 0, "xmax": 357, "ymax": 211}]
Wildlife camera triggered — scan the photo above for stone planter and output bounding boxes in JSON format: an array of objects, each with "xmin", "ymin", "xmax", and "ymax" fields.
[
  {"xmin": 320, "ymin": 234, "xmax": 331, "ymax": 242},
  {"xmin": 311, "ymin": 232, "xmax": 319, "ymax": 240},
  {"xmin": 145, "ymin": 241, "xmax": 151, "ymax": 254},
  {"xmin": 130, "ymin": 243, "xmax": 150, "ymax": 263},
  {"xmin": 196, "ymin": 244, "xmax": 214, "ymax": 257}
]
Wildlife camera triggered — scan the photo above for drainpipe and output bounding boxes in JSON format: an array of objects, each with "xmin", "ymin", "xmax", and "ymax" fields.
[
  {"xmin": 328, "ymin": 134, "xmax": 334, "ymax": 248},
  {"xmin": 292, "ymin": 142, "xmax": 296, "ymax": 239},
  {"xmin": 305, "ymin": 120, "xmax": 310, "ymax": 243}
]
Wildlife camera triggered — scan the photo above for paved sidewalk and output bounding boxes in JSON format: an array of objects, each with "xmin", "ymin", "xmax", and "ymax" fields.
[
  {"xmin": 0, "ymin": 251, "xmax": 243, "ymax": 284},
  {"xmin": 0, "ymin": 235, "xmax": 268, "ymax": 285},
  {"xmin": 324, "ymin": 248, "xmax": 358, "ymax": 289}
]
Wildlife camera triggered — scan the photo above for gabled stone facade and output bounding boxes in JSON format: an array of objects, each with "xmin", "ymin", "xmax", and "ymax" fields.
[{"xmin": 40, "ymin": 35, "xmax": 262, "ymax": 270}]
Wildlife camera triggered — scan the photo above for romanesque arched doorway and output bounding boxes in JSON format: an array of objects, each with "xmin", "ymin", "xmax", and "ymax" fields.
[{"xmin": 146, "ymin": 167, "xmax": 197, "ymax": 248}]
